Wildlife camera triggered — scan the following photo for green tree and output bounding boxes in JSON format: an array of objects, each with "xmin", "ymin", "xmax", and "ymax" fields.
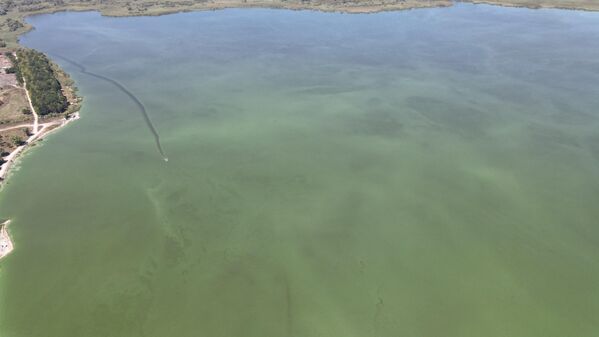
[
  {"xmin": 14, "ymin": 49, "xmax": 68, "ymax": 115},
  {"xmin": 11, "ymin": 136, "xmax": 25, "ymax": 146}
]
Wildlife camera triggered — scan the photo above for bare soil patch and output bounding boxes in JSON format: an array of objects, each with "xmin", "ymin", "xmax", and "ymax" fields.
[
  {"xmin": 0, "ymin": 86, "xmax": 32, "ymax": 125},
  {"xmin": 0, "ymin": 127, "xmax": 29, "ymax": 154}
]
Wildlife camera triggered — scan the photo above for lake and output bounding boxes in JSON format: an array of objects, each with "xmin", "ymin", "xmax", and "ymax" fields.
[{"xmin": 1, "ymin": 4, "xmax": 599, "ymax": 336}]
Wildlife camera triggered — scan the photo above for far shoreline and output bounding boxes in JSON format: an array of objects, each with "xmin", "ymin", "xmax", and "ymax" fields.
[{"xmin": 1, "ymin": 0, "xmax": 598, "ymax": 49}]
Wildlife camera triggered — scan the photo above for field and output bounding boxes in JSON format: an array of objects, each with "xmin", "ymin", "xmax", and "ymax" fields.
[
  {"xmin": 0, "ymin": 54, "xmax": 32, "ymax": 126},
  {"xmin": 0, "ymin": 86, "xmax": 30, "ymax": 125},
  {"xmin": 0, "ymin": 127, "xmax": 29, "ymax": 154}
]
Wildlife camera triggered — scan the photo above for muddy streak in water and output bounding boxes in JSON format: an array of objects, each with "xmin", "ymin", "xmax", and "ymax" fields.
[{"xmin": 52, "ymin": 53, "xmax": 168, "ymax": 161}]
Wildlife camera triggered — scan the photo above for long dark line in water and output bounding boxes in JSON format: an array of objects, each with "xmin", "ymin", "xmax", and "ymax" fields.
[{"xmin": 51, "ymin": 53, "xmax": 168, "ymax": 162}]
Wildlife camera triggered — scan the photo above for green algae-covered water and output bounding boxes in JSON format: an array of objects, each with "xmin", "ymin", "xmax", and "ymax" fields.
[{"xmin": 1, "ymin": 4, "xmax": 599, "ymax": 336}]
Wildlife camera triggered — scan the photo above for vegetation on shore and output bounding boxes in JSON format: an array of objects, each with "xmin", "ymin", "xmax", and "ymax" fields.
[
  {"xmin": 11, "ymin": 49, "xmax": 68, "ymax": 115},
  {"xmin": 50, "ymin": 59, "xmax": 82, "ymax": 116}
]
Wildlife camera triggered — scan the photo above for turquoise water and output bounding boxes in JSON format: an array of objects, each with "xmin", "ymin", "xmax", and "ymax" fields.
[{"xmin": 1, "ymin": 4, "xmax": 599, "ymax": 336}]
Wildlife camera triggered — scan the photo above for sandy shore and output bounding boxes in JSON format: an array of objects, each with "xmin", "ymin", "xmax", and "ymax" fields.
[{"xmin": 0, "ymin": 220, "xmax": 13, "ymax": 261}]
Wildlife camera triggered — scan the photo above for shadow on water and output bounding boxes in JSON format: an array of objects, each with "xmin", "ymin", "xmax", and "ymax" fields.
[{"xmin": 51, "ymin": 53, "xmax": 169, "ymax": 162}]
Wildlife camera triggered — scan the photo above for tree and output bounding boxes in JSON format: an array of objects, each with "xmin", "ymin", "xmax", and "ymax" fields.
[
  {"xmin": 11, "ymin": 136, "xmax": 25, "ymax": 146},
  {"xmin": 14, "ymin": 49, "xmax": 68, "ymax": 115}
]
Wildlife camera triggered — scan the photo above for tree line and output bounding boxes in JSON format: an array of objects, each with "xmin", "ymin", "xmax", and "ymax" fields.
[{"xmin": 12, "ymin": 49, "xmax": 68, "ymax": 115}]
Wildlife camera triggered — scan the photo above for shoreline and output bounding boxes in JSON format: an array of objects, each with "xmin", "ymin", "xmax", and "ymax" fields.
[
  {"xmin": 0, "ymin": 220, "xmax": 13, "ymax": 261},
  {"xmin": 0, "ymin": 112, "xmax": 81, "ymax": 183}
]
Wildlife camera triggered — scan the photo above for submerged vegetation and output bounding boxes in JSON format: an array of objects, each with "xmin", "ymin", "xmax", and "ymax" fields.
[{"xmin": 12, "ymin": 49, "xmax": 68, "ymax": 115}]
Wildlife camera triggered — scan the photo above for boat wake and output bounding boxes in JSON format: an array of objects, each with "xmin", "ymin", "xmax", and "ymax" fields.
[{"xmin": 51, "ymin": 53, "xmax": 168, "ymax": 162}]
